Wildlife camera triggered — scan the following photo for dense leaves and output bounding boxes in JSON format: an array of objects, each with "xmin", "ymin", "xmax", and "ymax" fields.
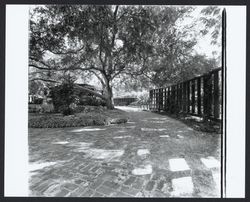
[
  {"xmin": 29, "ymin": 5, "xmax": 222, "ymax": 107},
  {"xmin": 200, "ymin": 6, "xmax": 222, "ymax": 45},
  {"xmin": 50, "ymin": 76, "xmax": 77, "ymax": 115}
]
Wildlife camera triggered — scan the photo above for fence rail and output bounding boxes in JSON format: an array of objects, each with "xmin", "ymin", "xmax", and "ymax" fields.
[{"xmin": 149, "ymin": 68, "xmax": 222, "ymax": 121}]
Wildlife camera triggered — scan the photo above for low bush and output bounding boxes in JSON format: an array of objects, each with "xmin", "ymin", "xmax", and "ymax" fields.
[
  {"xmin": 41, "ymin": 103, "xmax": 54, "ymax": 113},
  {"xmin": 50, "ymin": 78, "xmax": 77, "ymax": 115},
  {"xmin": 29, "ymin": 104, "xmax": 42, "ymax": 113},
  {"xmin": 28, "ymin": 113, "xmax": 107, "ymax": 128},
  {"xmin": 29, "ymin": 107, "xmax": 128, "ymax": 128},
  {"xmin": 74, "ymin": 105, "xmax": 106, "ymax": 113},
  {"xmin": 33, "ymin": 97, "xmax": 43, "ymax": 105}
]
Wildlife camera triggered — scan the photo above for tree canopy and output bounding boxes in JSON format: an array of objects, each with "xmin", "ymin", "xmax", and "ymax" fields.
[{"xmin": 29, "ymin": 5, "xmax": 222, "ymax": 108}]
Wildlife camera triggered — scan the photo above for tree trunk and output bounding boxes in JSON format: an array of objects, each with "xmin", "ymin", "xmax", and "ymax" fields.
[{"xmin": 105, "ymin": 82, "xmax": 114, "ymax": 109}]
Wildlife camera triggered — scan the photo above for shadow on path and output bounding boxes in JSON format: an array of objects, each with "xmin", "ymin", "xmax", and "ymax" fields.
[{"xmin": 29, "ymin": 107, "xmax": 221, "ymax": 197}]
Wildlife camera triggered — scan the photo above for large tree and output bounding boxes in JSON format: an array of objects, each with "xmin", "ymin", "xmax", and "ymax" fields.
[
  {"xmin": 136, "ymin": 6, "xmax": 222, "ymax": 88},
  {"xmin": 29, "ymin": 5, "xmax": 196, "ymax": 109}
]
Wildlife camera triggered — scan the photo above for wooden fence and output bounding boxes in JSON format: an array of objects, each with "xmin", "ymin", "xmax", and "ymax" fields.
[{"xmin": 149, "ymin": 68, "xmax": 222, "ymax": 121}]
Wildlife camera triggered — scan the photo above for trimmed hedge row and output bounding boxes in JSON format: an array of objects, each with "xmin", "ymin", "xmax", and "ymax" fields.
[
  {"xmin": 29, "ymin": 114, "xmax": 107, "ymax": 128},
  {"xmin": 28, "ymin": 109, "xmax": 128, "ymax": 128}
]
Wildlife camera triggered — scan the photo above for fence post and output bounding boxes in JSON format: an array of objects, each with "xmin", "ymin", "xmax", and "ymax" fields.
[
  {"xmin": 149, "ymin": 90, "xmax": 151, "ymax": 110},
  {"xmin": 167, "ymin": 87, "xmax": 170, "ymax": 112},
  {"xmin": 172, "ymin": 85, "xmax": 176, "ymax": 113},
  {"xmin": 183, "ymin": 82, "xmax": 187, "ymax": 113},
  {"xmin": 152, "ymin": 89, "xmax": 155, "ymax": 110},
  {"xmin": 164, "ymin": 88, "xmax": 167, "ymax": 111},
  {"xmin": 214, "ymin": 71, "xmax": 220, "ymax": 119},
  {"xmin": 191, "ymin": 79, "xmax": 196, "ymax": 114},
  {"xmin": 159, "ymin": 88, "xmax": 163, "ymax": 111},
  {"xmin": 197, "ymin": 77, "xmax": 201, "ymax": 115},
  {"xmin": 180, "ymin": 83, "xmax": 183, "ymax": 112},
  {"xmin": 203, "ymin": 74, "xmax": 212, "ymax": 120},
  {"xmin": 178, "ymin": 84, "xmax": 181, "ymax": 113},
  {"xmin": 155, "ymin": 89, "xmax": 157, "ymax": 110},
  {"xmin": 187, "ymin": 81, "xmax": 190, "ymax": 113}
]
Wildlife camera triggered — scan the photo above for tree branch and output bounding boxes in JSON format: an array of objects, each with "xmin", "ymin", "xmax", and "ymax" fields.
[
  {"xmin": 111, "ymin": 5, "xmax": 119, "ymax": 48},
  {"xmin": 29, "ymin": 78, "xmax": 60, "ymax": 83},
  {"xmin": 29, "ymin": 64, "xmax": 101, "ymax": 72},
  {"xmin": 29, "ymin": 56, "xmax": 52, "ymax": 69},
  {"xmin": 46, "ymin": 45, "xmax": 85, "ymax": 55},
  {"xmin": 90, "ymin": 70, "xmax": 106, "ymax": 88},
  {"xmin": 111, "ymin": 65, "xmax": 125, "ymax": 80},
  {"xmin": 99, "ymin": 24, "xmax": 106, "ymax": 69},
  {"xmin": 30, "ymin": 56, "xmax": 102, "ymax": 72},
  {"xmin": 106, "ymin": 5, "xmax": 119, "ymax": 79},
  {"xmin": 29, "ymin": 64, "xmax": 52, "ymax": 70}
]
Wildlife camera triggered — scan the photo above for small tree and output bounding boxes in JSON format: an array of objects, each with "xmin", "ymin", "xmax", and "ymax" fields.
[{"xmin": 50, "ymin": 75, "xmax": 77, "ymax": 115}]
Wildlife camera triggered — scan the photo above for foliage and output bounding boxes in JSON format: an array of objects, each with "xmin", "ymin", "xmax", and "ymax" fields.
[
  {"xmin": 199, "ymin": 6, "xmax": 222, "ymax": 45},
  {"xmin": 28, "ymin": 108, "xmax": 128, "ymax": 128},
  {"xmin": 28, "ymin": 114, "xmax": 106, "ymax": 128},
  {"xmin": 29, "ymin": 5, "xmax": 222, "ymax": 105},
  {"xmin": 29, "ymin": 5, "xmax": 198, "ymax": 108},
  {"xmin": 32, "ymin": 97, "xmax": 43, "ymax": 104},
  {"xmin": 50, "ymin": 76, "xmax": 77, "ymax": 115},
  {"xmin": 29, "ymin": 80, "xmax": 42, "ymax": 95},
  {"xmin": 28, "ymin": 104, "xmax": 42, "ymax": 113},
  {"xmin": 41, "ymin": 103, "xmax": 55, "ymax": 113},
  {"xmin": 149, "ymin": 54, "xmax": 218, "ymax": 88},
  {"xmin": 138, "ymin": 92, "xmax": 150, "ymax": 104}
]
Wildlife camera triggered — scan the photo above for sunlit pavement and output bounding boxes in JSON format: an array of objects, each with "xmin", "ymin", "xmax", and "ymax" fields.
[{"xmin": 28, "ymin": 107, "xmax": 221, "ymax": 197}]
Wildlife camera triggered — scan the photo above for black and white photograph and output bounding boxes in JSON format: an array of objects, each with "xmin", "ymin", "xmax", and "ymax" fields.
[{"xmin": 3, "ymin": 3, "xmax": 247, "ymax": 199}]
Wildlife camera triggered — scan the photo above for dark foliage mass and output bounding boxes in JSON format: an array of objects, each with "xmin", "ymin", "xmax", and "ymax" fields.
[{"xmin": 50, "ymin": 78, "xmax": 77, "ymax": 115}]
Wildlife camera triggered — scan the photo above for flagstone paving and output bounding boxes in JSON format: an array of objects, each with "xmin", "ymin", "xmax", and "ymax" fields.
[{"xmin": 28, "ymin": 107, "xmax": 221, "ymax": 197}]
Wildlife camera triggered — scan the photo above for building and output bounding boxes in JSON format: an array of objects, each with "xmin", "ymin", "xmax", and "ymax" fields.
[{"xmin": 113, "ymin": 97, "xmax": 137, "ymax": 106}]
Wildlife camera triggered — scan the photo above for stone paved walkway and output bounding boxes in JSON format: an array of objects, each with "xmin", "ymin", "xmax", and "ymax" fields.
[{"xmin": 28, "ymin": 107, "xmax": 221, "ymax": 197}]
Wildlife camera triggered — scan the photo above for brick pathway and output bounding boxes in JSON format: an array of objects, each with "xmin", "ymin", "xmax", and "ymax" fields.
[{"xmin": 28, "ymin": 107, "xmax": 221, "ymax": 197}]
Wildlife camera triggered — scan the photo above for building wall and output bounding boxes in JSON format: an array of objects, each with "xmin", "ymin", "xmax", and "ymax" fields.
[{"xmin": 113, "ymin": 98, "xmax": 137, "ymax": 106}]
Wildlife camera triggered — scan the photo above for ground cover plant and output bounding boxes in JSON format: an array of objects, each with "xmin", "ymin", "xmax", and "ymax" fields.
[{"xmin": 29, "ymin": 107, "xmax": 128, "ymax": 128}]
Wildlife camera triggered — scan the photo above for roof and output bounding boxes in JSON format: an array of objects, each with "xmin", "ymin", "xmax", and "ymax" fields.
[{"xmin": 75, "ymin": 83, "xmax": 96, "ymax": 90}]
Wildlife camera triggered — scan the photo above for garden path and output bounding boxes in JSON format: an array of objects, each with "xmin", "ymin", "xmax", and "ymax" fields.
[{"xmin": 29, "ymin": 106, "xmax": 221, "ymax": 197}]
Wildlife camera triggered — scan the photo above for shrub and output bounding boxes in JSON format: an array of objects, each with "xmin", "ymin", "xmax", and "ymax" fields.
[
  {"xmin": 78, "ymin": 96, "xmax": 96, "ymax": 106},
  {"xmin": 28, "ymin": 107, "xmax": 128, "ymax": 128},
  {"xmin": 33, "ymin": 97, "xmax": 43, "ymax": 104},
  {"xmin": 28, "ymin": 104, "xmax": 42, "ymax": 113},
  {"xmin": 41, "ymin": 103, "xmax": 54, "ymax": 113},
  {"xmin": 50, "ymin": 78, "xmax": 77, "ymax": 115},
  {"xmin": 28, "ymin": 113, "xmax": 107, "ymax": 128}
]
